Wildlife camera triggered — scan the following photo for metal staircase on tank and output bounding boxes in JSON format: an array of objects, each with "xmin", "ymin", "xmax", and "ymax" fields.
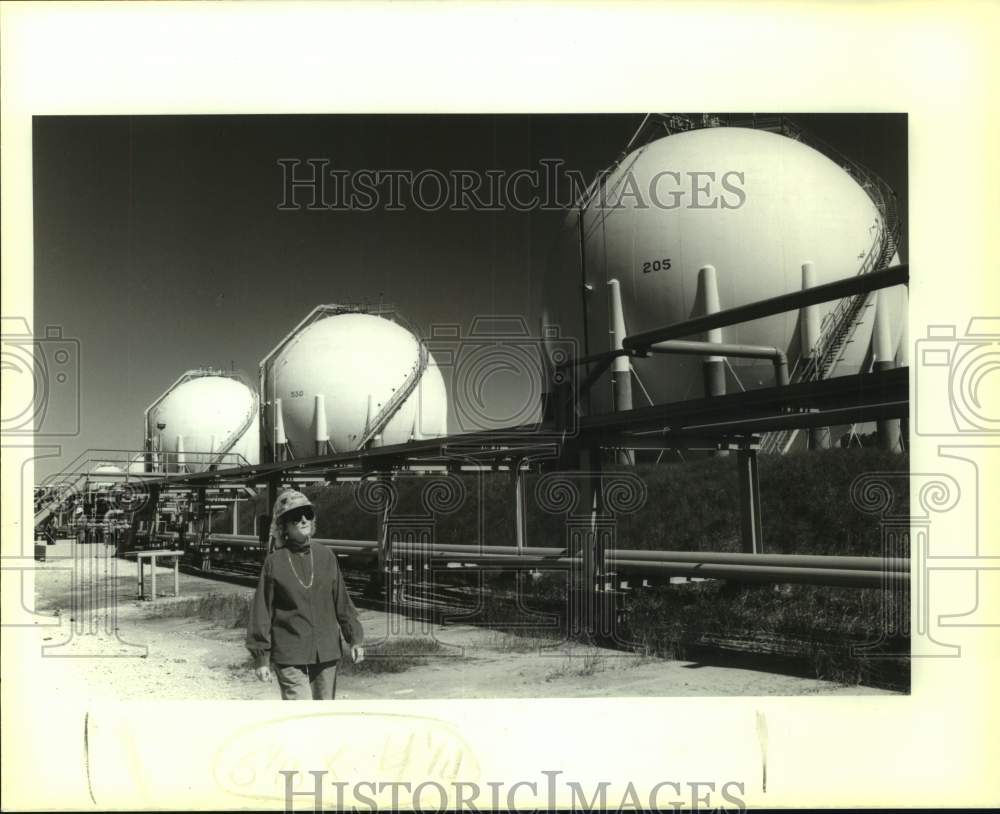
[
  {"xmin": 207, "ymin": 384, "xmax": 259, "ymax": 469},
  {"xmin": 580, "ymin": 113, "xmax": 902, "ymax": 455},
  {"xmin": 262, "ymin": 301, "xmax": 400, "ymax": 460},
  {"xmin": 357, "ymin": 338, "xmax": 430, "ymax": 449},
  {"xmin": 717, "ymin": 117, "xmax": 902, "ymax": 455}
]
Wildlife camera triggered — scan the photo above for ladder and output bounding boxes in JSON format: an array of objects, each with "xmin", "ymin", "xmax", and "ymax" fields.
[
  {"xmin": 357, "ymin": 339, "xmax": 429, "ymax": 449},
  {"xmin": 583, "ymin": 114, "xmax": 901, "ymax": 455},
  {"xmin": 207, "ymin": 388, "xmax": 259, "ymax": 468},
  {"xmin": 743, "ymin": 119, "xmax": 901, "ymax": 454}
]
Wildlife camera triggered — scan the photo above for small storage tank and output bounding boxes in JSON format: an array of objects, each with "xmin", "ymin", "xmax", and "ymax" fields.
[
  {"xmin": 144, "ymin": 369, "xmax": 260, "ymax": 472},
  {"xmin": 542, "ymin": 124, "xmax": 907, "ymax": 415},
  {"xmin": 260, "ymin": 305, "xmax": 448, "ymax": 461}
]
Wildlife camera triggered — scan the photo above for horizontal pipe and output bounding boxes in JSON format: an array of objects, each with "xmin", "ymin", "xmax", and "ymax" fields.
[
  {"xmin": 195, "ymin": 537, "xmax": 904, "ymax": 587},
  {"xmin": 413, "ymin": 555, "xmax": 904, "ymax": 589},
  {"xmin": 647, "ymin": 339, "xmax": 789, "ymax": 387},
  {"xmin": 648, "ymin": 339, "xmax": 785, "ymax": 362},
  {"xmin": 611, "ymin": 560, "xmax": 904, "ymax": 589},
  {"xmin": 428, "ymin": 547, "xmax": 908, "ymax": 573},
  {"xmin": 624, "ymin": 265, "xmax": 909, "ymax": 351},
  {"xmin": 685, "ymin": 401, "xmax": 909, "ymax": 433},
  {"xmin": 406, "ymin": 549, "xmax": 908, "ymax": 574},
  {"xmin": 579, "ymin": 367, "xmax": 908, "ymax": 433},
  {"xmin": 203, "ymin": 534, "xmax": 907, "ymax": 573},
  {"xmin": 560, "ymin": 347, "xmax": 630, "ymax": 370}
]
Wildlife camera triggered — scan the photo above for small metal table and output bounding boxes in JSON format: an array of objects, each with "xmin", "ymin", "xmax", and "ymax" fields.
[{"xmin": 132, "ymin": 550, "xmax": 185, "ymax": 600}]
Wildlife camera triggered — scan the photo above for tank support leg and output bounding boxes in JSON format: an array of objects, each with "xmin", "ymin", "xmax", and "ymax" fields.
[
  {"xmin": 511, "ymin": 458, "xmax": 527, "ymax": 554},
  {"xmin": 699, "ymin": 266, "xmax": 729, "ymax": 457},
  {"xmin": 873, "ymin": 290, "xmax": 902, "ymax": 452},
  {"xmin": 608, "ymin": 279, "xmax": 636, "ymax": 466},
  {"xmin": 195, "ymin": 486, "xmax": 206, "ymax": 550},
  {"xmin": 260, "ymin": 477, "xmax": 281, "ymax": 550},
  {"xmin": 572, "ymin": 445, "xmax": 612, "ymax": 639},
  {"xmin": 736, "ymin": 446, "xmax": 763, "ymax": 554},
  {"xmin": 368, "ymin": 473, "xmax": 394, "ymax": 601}
]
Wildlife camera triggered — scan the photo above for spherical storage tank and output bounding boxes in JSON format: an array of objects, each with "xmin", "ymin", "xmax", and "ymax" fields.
[
  {"xmin": 90, "ymin": 463, "xmax": 124, "ymax": 477},
  {"xmin": 143, "ymin": 370, "xmax": 260, "ymax": 472},
  {"xmin": 260, "ymin": 306, "xmax": 448, "ymax": 461},
  {"xmin": 88, "ymin": 463, "xmax": 125, "ymax": 488},
  {"xmin": 542, "ymin": 125, "xmax": 907, "ymax": 414}
]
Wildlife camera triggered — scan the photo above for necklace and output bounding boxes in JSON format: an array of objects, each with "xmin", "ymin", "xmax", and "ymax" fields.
[{"xmin": 285, "ymin": 545, "xmax": 314, "ymax": 589}]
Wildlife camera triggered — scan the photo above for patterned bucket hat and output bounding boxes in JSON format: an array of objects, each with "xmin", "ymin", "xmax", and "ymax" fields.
[{"xmin": 268, "ymin": 489, "xmax": 314, "ymax": 550}]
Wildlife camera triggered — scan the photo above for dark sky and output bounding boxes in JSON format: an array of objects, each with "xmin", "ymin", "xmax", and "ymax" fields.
[{"xmin": 31, "ymin": 113, "xmax": 906, "ymax": 478}]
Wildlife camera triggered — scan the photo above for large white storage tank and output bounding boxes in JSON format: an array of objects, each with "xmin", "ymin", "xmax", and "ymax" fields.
[
  {"xmin": 144, "ymin": 369, "xmax": 260, "ymax": 472},
  {"xmin": 542, "ymin": 124, "xmax": 907, "ymax": 416},
  {"xmin": 260, "ymin": 306, "xmax": 448, "ymax": 461}
]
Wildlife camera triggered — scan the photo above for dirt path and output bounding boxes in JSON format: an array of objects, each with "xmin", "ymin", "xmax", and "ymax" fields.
[{"xmin": 30, "ymin": 540, "xmax": 894, "ymax": 699}]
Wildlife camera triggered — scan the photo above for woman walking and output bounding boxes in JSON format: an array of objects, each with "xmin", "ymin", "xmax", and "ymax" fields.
[{"xmin": 246, "ymin": 489, "xmax": 365, "ymax": 700}]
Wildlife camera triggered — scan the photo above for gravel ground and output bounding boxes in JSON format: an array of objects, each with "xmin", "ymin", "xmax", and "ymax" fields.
[{"xmin": 29, "ymin": 540, "xmax": 895, "ymax": 699}]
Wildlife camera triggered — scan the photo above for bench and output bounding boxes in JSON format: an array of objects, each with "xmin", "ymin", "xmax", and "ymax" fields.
[{"xmin": 127, "ymin": 549, "xmax": 186, "ymax": 600}]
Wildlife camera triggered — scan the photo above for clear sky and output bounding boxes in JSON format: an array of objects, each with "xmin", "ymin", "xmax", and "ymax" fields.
[{"xmin": 30, "ymin": 113, "xmax": 907, "ymax": 479}]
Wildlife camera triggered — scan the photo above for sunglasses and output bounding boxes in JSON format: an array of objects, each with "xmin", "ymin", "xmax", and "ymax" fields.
[{"xmin": 283, "ymin": 507, "xmax": 315, "ymax": 524}]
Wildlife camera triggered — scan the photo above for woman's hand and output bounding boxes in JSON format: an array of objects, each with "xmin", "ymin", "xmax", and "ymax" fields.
[
  {"xmin": 351, "ymin": 645, "xmax": 365, "ymax": 665},
  {"xmin": 254, "ymin": 664, "xmax": 272, "ymax": 682}
]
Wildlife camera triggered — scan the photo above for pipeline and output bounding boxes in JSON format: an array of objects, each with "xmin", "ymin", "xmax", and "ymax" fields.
[
  {"xmin": 414, "ymin": 554, "xmax": 899, "ymax": 590},
  {"xmin": 647, "ymin": 339, "xmax": 789, "ymax": 387},
  {"xmin": 199, "ymin": 534, "xmax": 908, "ymax": 588}
]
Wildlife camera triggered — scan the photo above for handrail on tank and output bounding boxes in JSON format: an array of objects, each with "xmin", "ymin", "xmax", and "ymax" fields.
[
  {"xmin": 258, "ymin": 302, "xmax": 424, "ymax": 462},
  {"xmin": 258, "ymin": 304, "xmax": 357, "ymax": 463},
  {"xmin": 357, "ymin": 338, "xmax": 429, "ymax": 449},
  {"xmin": 620, "ymin": 265, "xmax": 908, "ymax": 353},
  {"xmin": 143, "ymin": 368, "xmax": 257, "ymax": 471}
]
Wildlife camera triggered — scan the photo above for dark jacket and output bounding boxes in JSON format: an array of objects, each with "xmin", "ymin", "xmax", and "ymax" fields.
[{"xmin": 246, "ymin": 541, "xmax": 364, "ymax": 667}]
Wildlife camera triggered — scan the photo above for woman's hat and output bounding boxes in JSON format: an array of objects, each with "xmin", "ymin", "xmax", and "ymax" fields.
[
  {"xmin": 272, "ymin": 489, "xmax": 313, "ymax": 522},
  {"xmin": 268, "ymin": 489, "xmax": 314, "ymax": 551}
]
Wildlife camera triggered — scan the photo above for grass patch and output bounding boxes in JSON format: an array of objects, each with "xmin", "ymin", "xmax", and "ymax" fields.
[
  {"xmin": 226, "ymin": 638, "xmax": 447, "ymax": 679},
  {"xmin": 340, "ymin": 637, "xmax": 447, "ymax": 676},
  {"xmin": 544, "ymin": 649, "xmax": 609, "ymax": 682},
  {"xmin": 481, "ymin": 628, "xmax": 562, "ymax": 653},
  {"xmin": 625, "ymin": 581, "xmax": 909, "ymax": 690},
  {"xmin": 146, "ymin": 592, "xmax": 254, "ymax": 627}
]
